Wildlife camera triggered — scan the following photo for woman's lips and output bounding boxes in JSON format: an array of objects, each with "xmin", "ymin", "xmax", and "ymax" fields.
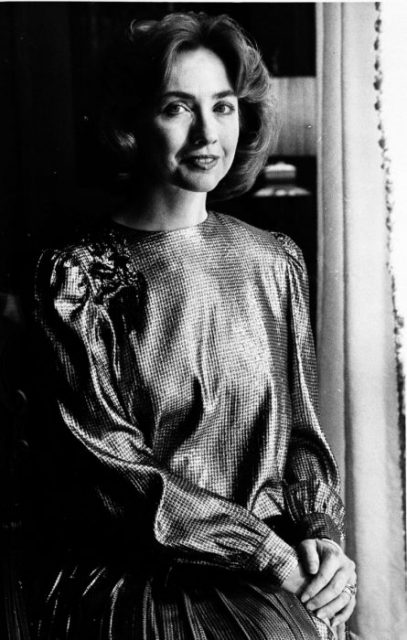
[{"xmin": 183, "ymin": 155, "xmax": 219, "ymax": 170}]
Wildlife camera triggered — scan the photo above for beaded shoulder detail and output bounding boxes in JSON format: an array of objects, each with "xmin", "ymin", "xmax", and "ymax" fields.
[
  {"xmin": 65, "ymin": 226, "xmax": 143, "ymax": 306},
  {"xmin": 62, "ymin": 225, "xmax": 147, "ymax": 333}
]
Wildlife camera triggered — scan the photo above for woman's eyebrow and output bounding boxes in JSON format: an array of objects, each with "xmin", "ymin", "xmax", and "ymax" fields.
[{"xmin": 161, "ymin": 90, "xmax": 236, "ymax": 100}]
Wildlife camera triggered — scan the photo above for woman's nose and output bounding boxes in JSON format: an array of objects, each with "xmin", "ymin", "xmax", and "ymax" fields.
[{"xmin": 191, "ymin": 109, "xmax": 217, "ymax": 145}]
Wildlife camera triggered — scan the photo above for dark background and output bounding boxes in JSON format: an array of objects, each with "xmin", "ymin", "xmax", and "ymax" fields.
[{"xmin": 0, "ymin": 2, "xmax": 316, "ymax": 317}]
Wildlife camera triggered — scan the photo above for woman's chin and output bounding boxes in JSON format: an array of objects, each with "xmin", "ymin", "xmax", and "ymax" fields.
[{"xmin": 174, "ymin": 172, "xmax": 225, "ymax": 195}]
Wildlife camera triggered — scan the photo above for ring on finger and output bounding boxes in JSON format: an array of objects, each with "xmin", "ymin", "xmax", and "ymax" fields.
[{"xmin": 342, "ymin": 583, "xmax": 357, "ymax": 599}]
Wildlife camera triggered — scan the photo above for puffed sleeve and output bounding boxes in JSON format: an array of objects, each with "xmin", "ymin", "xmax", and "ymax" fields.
[
  {"xmin": 277, "ymin": 234, "xmax": 345, "ymax": 545},
  {"xmin": 34, "ymin": 246, "xmax": 301, "ymax": 585}
]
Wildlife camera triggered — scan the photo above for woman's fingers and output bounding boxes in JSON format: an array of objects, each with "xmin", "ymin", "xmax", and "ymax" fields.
[
  {"xmin": 298, "ymin": 539, "xmax": 320, "ymax": 575},
  {"xmin": 331, "ymin": 597, "xmax": 357, "ymax": 627},
  {"xmin": 301, "ymin": 541, "xmax": 356, "ymax": 608},
  {"xmin": 305, "ymin": 565, "xmax": 356, "ymax": 611},
  {"xmin": 311, "ymin": 582, "xmax": 357, "ymax": 621},
  {"xmin": 295, "ymin": 539, "xmax": 357, "ymax": 627},
  {"xmin": 301, "ymin": 545, "xmax": 341, "ymax": 603}
]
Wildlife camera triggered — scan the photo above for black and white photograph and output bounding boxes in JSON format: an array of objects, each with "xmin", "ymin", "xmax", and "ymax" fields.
[{"xmin": 0, "ymin": 2, "xmax": 406, "ymax": 639}]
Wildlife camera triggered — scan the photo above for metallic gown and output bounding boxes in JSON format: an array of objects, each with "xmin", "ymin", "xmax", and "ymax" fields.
[{"xmin": 32, "ymin": 212, "xmax": 345, "ymax": 640}]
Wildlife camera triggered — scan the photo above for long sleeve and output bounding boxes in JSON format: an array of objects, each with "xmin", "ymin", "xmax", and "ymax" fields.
[
  {"xmin": 34, "ymin": 246, "xmax": 300, "ymax": 585},
  {"xmin": 277, "ymin": 235, "xmax": 345, "ymax": 545}
]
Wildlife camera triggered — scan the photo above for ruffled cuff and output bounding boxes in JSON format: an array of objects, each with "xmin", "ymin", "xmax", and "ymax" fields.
[
  {"xmin": 284, "ymin": 480, "xmax": 345, "ymax": 545},
  {"xmin": 247, "ymin": 531, "xmax": 299, "ymax": 585}
]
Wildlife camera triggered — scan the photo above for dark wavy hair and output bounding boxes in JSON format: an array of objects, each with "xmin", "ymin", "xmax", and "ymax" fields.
[{"xmin": 100, "ymin": 12, "xmax": 276, "ymax": 201}]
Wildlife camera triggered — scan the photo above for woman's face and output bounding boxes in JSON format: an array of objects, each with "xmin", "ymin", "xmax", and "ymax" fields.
[{"xmin": 137, "ymin": 47, "xmax": 240, "ymax": 194}]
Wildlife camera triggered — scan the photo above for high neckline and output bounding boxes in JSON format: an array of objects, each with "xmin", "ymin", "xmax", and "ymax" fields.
[{"xmin": 107, "ymin": 211, "xmax": 214, "ymax": 238}]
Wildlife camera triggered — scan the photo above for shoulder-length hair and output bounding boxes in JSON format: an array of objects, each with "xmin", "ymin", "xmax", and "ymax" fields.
[{"xmin": 100, "ymin": 12, "xmax": 277, "ymax": 201}]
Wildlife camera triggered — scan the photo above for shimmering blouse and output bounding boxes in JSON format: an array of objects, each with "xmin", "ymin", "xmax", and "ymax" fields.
[{"xmin": 34, "ymin": 211, "xmax": 344, "ymax": 586}]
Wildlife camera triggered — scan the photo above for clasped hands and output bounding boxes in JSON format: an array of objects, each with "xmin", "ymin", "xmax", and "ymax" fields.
[{"xmin": 282, "ymin": 538, "xmax": 357, "ymax": 628}]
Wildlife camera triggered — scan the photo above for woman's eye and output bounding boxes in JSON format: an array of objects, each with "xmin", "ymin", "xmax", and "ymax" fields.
[
  {"xmin": 163, "ymin": 103, "xmax": 188, "ymax": 117},
  {"xmin": 214, "ymin": 102, "xmax": 236, "ymax": 115}
]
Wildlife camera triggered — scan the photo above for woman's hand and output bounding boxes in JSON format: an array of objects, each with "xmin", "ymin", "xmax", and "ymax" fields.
[{"xmin": 297, "ymin": 538, "xmax": 357, "ymax": 627}]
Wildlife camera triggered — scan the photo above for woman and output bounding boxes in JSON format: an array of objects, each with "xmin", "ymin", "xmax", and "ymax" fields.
[{"xmin": 30, "ymin": 12, "xmax": 356, "ymax": 640}]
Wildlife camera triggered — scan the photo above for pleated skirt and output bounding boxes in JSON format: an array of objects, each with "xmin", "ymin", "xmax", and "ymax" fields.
[{"xmin": 30, "ymin": 560, "xmax": 334, "ymax": 640}]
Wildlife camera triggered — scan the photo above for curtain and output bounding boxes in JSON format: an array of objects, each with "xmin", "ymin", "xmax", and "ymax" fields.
[{"xmin": 316, "ymin": 3, "xmax": 406, "ymax": 639}]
